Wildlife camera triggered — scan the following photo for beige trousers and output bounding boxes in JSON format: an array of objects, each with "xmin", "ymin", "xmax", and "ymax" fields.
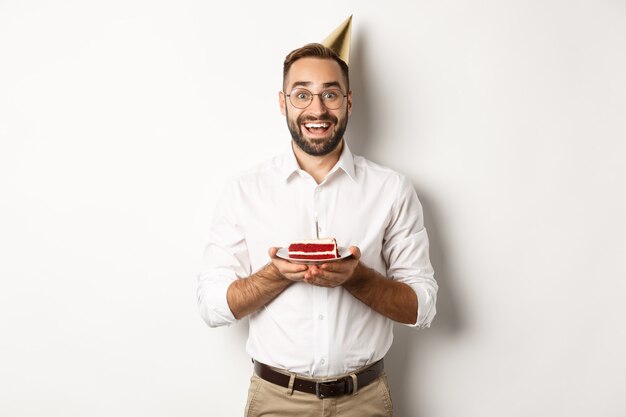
[{"xmin": 244, "ymin": 372, "xmax": 394, "ymax": 417}]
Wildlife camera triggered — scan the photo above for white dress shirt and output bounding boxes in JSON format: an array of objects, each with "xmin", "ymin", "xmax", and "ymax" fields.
[{"xmin": 197, "ymin": 142, "xmax": 437, "ymax": 377}]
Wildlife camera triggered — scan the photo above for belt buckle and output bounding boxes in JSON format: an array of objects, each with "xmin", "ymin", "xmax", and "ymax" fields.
[{"xmin": 315, "ymin": 378, "xmax": 349, "ymax": 399}]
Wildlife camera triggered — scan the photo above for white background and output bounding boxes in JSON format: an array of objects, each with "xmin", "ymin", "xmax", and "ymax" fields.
[{"xmin": 1, "ymin": 1, "xmax": 625, "ymax": 416}]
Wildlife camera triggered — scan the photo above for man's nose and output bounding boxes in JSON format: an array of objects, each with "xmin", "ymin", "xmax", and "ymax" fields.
[{"xmin": 307, "ymin": 94, "xmax": 326, "ymax": 114}]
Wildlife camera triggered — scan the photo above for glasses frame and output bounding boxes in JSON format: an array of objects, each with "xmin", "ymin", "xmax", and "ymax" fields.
[{"xmin": 284, "ymin": 88, "xmax": 348, "ymax": 110}]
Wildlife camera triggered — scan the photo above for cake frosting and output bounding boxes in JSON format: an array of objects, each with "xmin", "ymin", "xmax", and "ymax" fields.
[{"xmin": 288, "ymin": 238, "xmax": 339, "ymax": 260}]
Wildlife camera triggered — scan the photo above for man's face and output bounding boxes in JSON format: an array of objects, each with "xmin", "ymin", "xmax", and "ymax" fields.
[{"xmin": 280, "ymin": 57, "xmax": 352, "ymax": 156}]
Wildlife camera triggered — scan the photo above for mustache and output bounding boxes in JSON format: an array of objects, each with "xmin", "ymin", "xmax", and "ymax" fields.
[{"xmin": 297, "ymin": 114, "xmax": 337, "ymax": 124}]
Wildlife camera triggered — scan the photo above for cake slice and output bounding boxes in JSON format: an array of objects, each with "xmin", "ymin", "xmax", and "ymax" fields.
[{"xmin": 288, "ymin": 237, "xmax": 339, "ymax": 260}]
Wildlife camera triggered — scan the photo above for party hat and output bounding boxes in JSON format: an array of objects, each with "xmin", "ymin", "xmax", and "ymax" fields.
[{"xmin": 321, "ymin": 15, "xmax": 353, "ymax": 65}]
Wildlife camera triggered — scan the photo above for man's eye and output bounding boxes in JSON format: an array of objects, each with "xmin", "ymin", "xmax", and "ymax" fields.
[
  {"xmin": 296, "ymin": 92, "xmax": 310, "ymax": 100},
  {"xmin": 323, "ymin": 91, "xmax": 338, "ymax": 100}
]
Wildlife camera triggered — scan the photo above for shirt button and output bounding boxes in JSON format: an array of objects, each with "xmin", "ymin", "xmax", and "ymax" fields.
[
  {"xmin": 320, "ymin": 359, "xmax": 326, "ymax": 365},
  {"xmin": 318, "ymin": 314, "xmax": 324, "ymax": 320}
]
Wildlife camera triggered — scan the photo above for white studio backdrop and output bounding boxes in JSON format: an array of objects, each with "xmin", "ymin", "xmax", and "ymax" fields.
[{"xmin": 1, "ymin": 1, "xmax": 625, "ymax": 416}]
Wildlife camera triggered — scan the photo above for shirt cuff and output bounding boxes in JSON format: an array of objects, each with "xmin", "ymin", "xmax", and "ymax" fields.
[
  {"xmin": 197, "ymin": 276, "xmax": 238, "ymax": 328},
  {"xmin": 406, "ymin": 283, "xmax": 437, "ymax": 328}
]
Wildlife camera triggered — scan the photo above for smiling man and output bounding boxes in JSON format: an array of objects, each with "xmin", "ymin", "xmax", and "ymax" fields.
[
  {"xmin": 282, "ymin": 54, "xmax": 350, "ymax": 158},
  {"xmin": 197, "ymin": 20, "xmax": 438, "ymax": 417}
]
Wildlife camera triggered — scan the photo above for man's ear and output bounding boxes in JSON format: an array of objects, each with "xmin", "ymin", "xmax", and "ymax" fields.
[
  {"xmin": 347, "ymin": 90, "xmax": 353, "ymax": 116},
  {"xmin": 279, "ymin": 91, "xmax": 286, "ymax": 116}
]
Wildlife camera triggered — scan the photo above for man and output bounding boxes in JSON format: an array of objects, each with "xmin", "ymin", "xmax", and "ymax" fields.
[{"xmin": 197, "ymin": 24, "xmax": 437, "ymax": 417}]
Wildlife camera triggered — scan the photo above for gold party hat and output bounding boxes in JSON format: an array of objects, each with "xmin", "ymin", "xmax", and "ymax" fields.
[{"xmin": 321, "ymin": 15, "xmax": 353, "ymax": 65}]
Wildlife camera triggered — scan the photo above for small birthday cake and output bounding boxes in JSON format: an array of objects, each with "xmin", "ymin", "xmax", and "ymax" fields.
[{"xmin": 288, "ymin": 238, "xmax": 339, "ymax": 260}]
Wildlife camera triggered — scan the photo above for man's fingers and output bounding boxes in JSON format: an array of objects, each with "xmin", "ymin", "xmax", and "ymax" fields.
[
  {"xmin": 268, "ymin": 247, "xmax": 309, "ymax": 281},
  {"xmin": 349, "ymin": 245, "xmax": 361, "ymax": 260},
  {"xmin": 305, "ymin": 273, "xmax": 342, "ymax": 288},
  {"xmin": 306, "ymin": 266, "xmax": 352, "ymax": 287}
]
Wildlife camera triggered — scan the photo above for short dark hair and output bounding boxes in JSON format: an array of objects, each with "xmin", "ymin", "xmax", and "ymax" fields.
[{"xmin": 283, "ymin": 43, "xmax": 350, "ymax": 90}]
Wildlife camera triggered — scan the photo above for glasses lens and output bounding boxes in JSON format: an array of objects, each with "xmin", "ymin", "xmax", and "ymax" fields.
[
  {"xmin": 321, "ymin": 89, "xmax": 344, "ymax": 109},
  {"xmin": 289, "ymin": 89, "xmax": 312, "ymax": 109}
]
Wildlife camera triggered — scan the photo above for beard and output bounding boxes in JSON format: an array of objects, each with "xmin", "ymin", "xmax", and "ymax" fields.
[{"xmin": 286, "ymin": 109, "xmax": 348, "ymax": 156}]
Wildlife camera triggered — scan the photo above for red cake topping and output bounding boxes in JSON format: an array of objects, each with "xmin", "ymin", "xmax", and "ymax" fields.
[{"xmin": 288, "ymin": 238, "xmax": 339, "ymax": 260}]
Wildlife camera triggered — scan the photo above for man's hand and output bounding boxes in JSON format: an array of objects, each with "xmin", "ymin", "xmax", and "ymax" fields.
[
  {"xmin": 268, "ymin": 247, "xmax": 309, "ymax": 282},
  {"xmin": 303, "ymin": 246, "xmax": 362, "ymax": 287}
]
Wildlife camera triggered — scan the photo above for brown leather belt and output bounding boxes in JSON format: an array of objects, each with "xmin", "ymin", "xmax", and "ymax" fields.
[{"xmin": 253, "ymin": 359, "xmax": 384, "ymax": 399}]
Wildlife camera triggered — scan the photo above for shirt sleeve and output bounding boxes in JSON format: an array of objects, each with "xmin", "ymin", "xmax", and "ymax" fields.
[
  {"xmin": 196, "ymin": 180, "xmax": 251, "ymax": 328},
  {"xmin": 382, "ymin": 176, "xmax": 438, "ymax": 329}
]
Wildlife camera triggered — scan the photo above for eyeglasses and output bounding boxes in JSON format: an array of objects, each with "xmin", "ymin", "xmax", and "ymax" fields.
[{"xmin": 284, "ymin": 88, "xmax": 347, "ymax": 110}]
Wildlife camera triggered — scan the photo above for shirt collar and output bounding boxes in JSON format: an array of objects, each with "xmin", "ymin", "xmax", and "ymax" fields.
[{"xmin": 280, "ymin": 140, "xmax": 357, "ymax": 182}]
